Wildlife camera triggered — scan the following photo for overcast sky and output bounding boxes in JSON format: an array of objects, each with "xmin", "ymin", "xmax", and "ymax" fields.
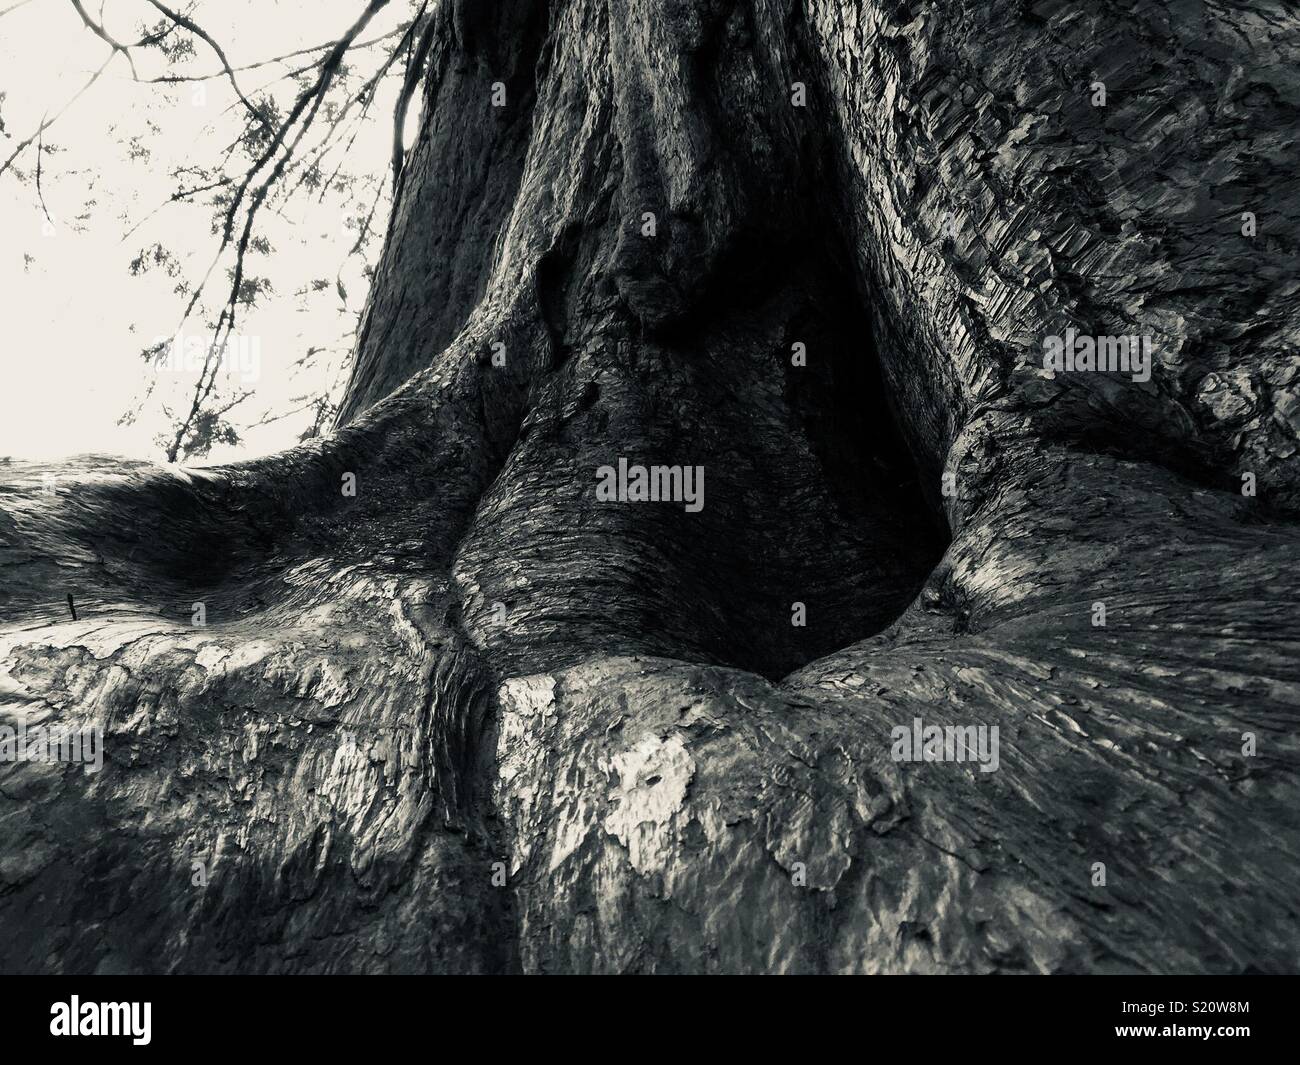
[{"xmin": 0, "ymin": 0, "xmax": 413, "ymax": 464}]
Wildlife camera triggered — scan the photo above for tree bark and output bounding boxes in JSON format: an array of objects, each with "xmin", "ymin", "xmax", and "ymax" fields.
[{"xmin": 2, "ymin": 0, "xmax": 1298, "ymax": 973}]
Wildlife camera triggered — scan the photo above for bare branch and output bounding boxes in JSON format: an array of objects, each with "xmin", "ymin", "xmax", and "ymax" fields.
[
  {"xmin": 139, "ymin": 0, "xmax": 263, "ymax": 125},
  {"xmin": 139, "ymin": 25, "xmax": 406, "ymax": 87},
  {"xmin": 34, "ymin": 126, "xmax": 53, "ymax": 223},
  {"xmin": 0, "ymin": 0, "xmax": 38, "ymax": 20},
  {"xmin": 68, "ymin": 0, "xmax": 139, "ymax": 80},
  {"xmin": 0, "ymin": 50, "xmax": 113, "ymax": 181},
  {"xmin": 391, "ymin": 1, "xmax": 436, "ymax": 191},
  {"xmin": 284, "ymin": 22, "xmax": 414, "ymax": 203},
  {"xmin": 163, "ymin": 0, "xmax": 393, "ymax": 461},
  {"xmin": 118, "ymin": 175, "xmax": 233, "ymax": 243}
]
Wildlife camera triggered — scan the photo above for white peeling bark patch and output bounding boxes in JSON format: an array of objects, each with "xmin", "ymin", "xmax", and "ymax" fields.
[{"xmin": 602, "ymin": 733, "xmax": 695, "ymax": 876}]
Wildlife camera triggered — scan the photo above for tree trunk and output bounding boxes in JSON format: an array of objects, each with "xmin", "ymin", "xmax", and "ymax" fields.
[{"xmin": 2, "ymin": 0, "xmax": 1298, "ymax": 973}]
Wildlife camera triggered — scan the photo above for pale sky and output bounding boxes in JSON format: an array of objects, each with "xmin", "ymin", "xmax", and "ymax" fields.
[{"xmin": 0, "ymin": 0, "xmax": 416, "ymax": 464}]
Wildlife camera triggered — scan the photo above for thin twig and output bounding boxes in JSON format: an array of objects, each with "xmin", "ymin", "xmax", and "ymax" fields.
[
  {"xmin": 143, "ymin": 0, "xmax": 264, "ymax": 125},
  {"xmin": 0, "ymin": 50, "xmax": 113, "ymax": 181},
  {"xmin": 68, "ymin": 0, "xmax": 139, "ymax": 80}
]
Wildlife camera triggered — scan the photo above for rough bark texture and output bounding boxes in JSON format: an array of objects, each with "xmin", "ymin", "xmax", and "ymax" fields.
[{"xmin": 2, "ymin": 0, "xmax": 1298, "ymax": 973}]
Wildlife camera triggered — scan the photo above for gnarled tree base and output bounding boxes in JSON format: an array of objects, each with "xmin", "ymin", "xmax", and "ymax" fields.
[{"xmin": 2, "ymin": 0, "xmax": 1299, "ymax": 973}]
